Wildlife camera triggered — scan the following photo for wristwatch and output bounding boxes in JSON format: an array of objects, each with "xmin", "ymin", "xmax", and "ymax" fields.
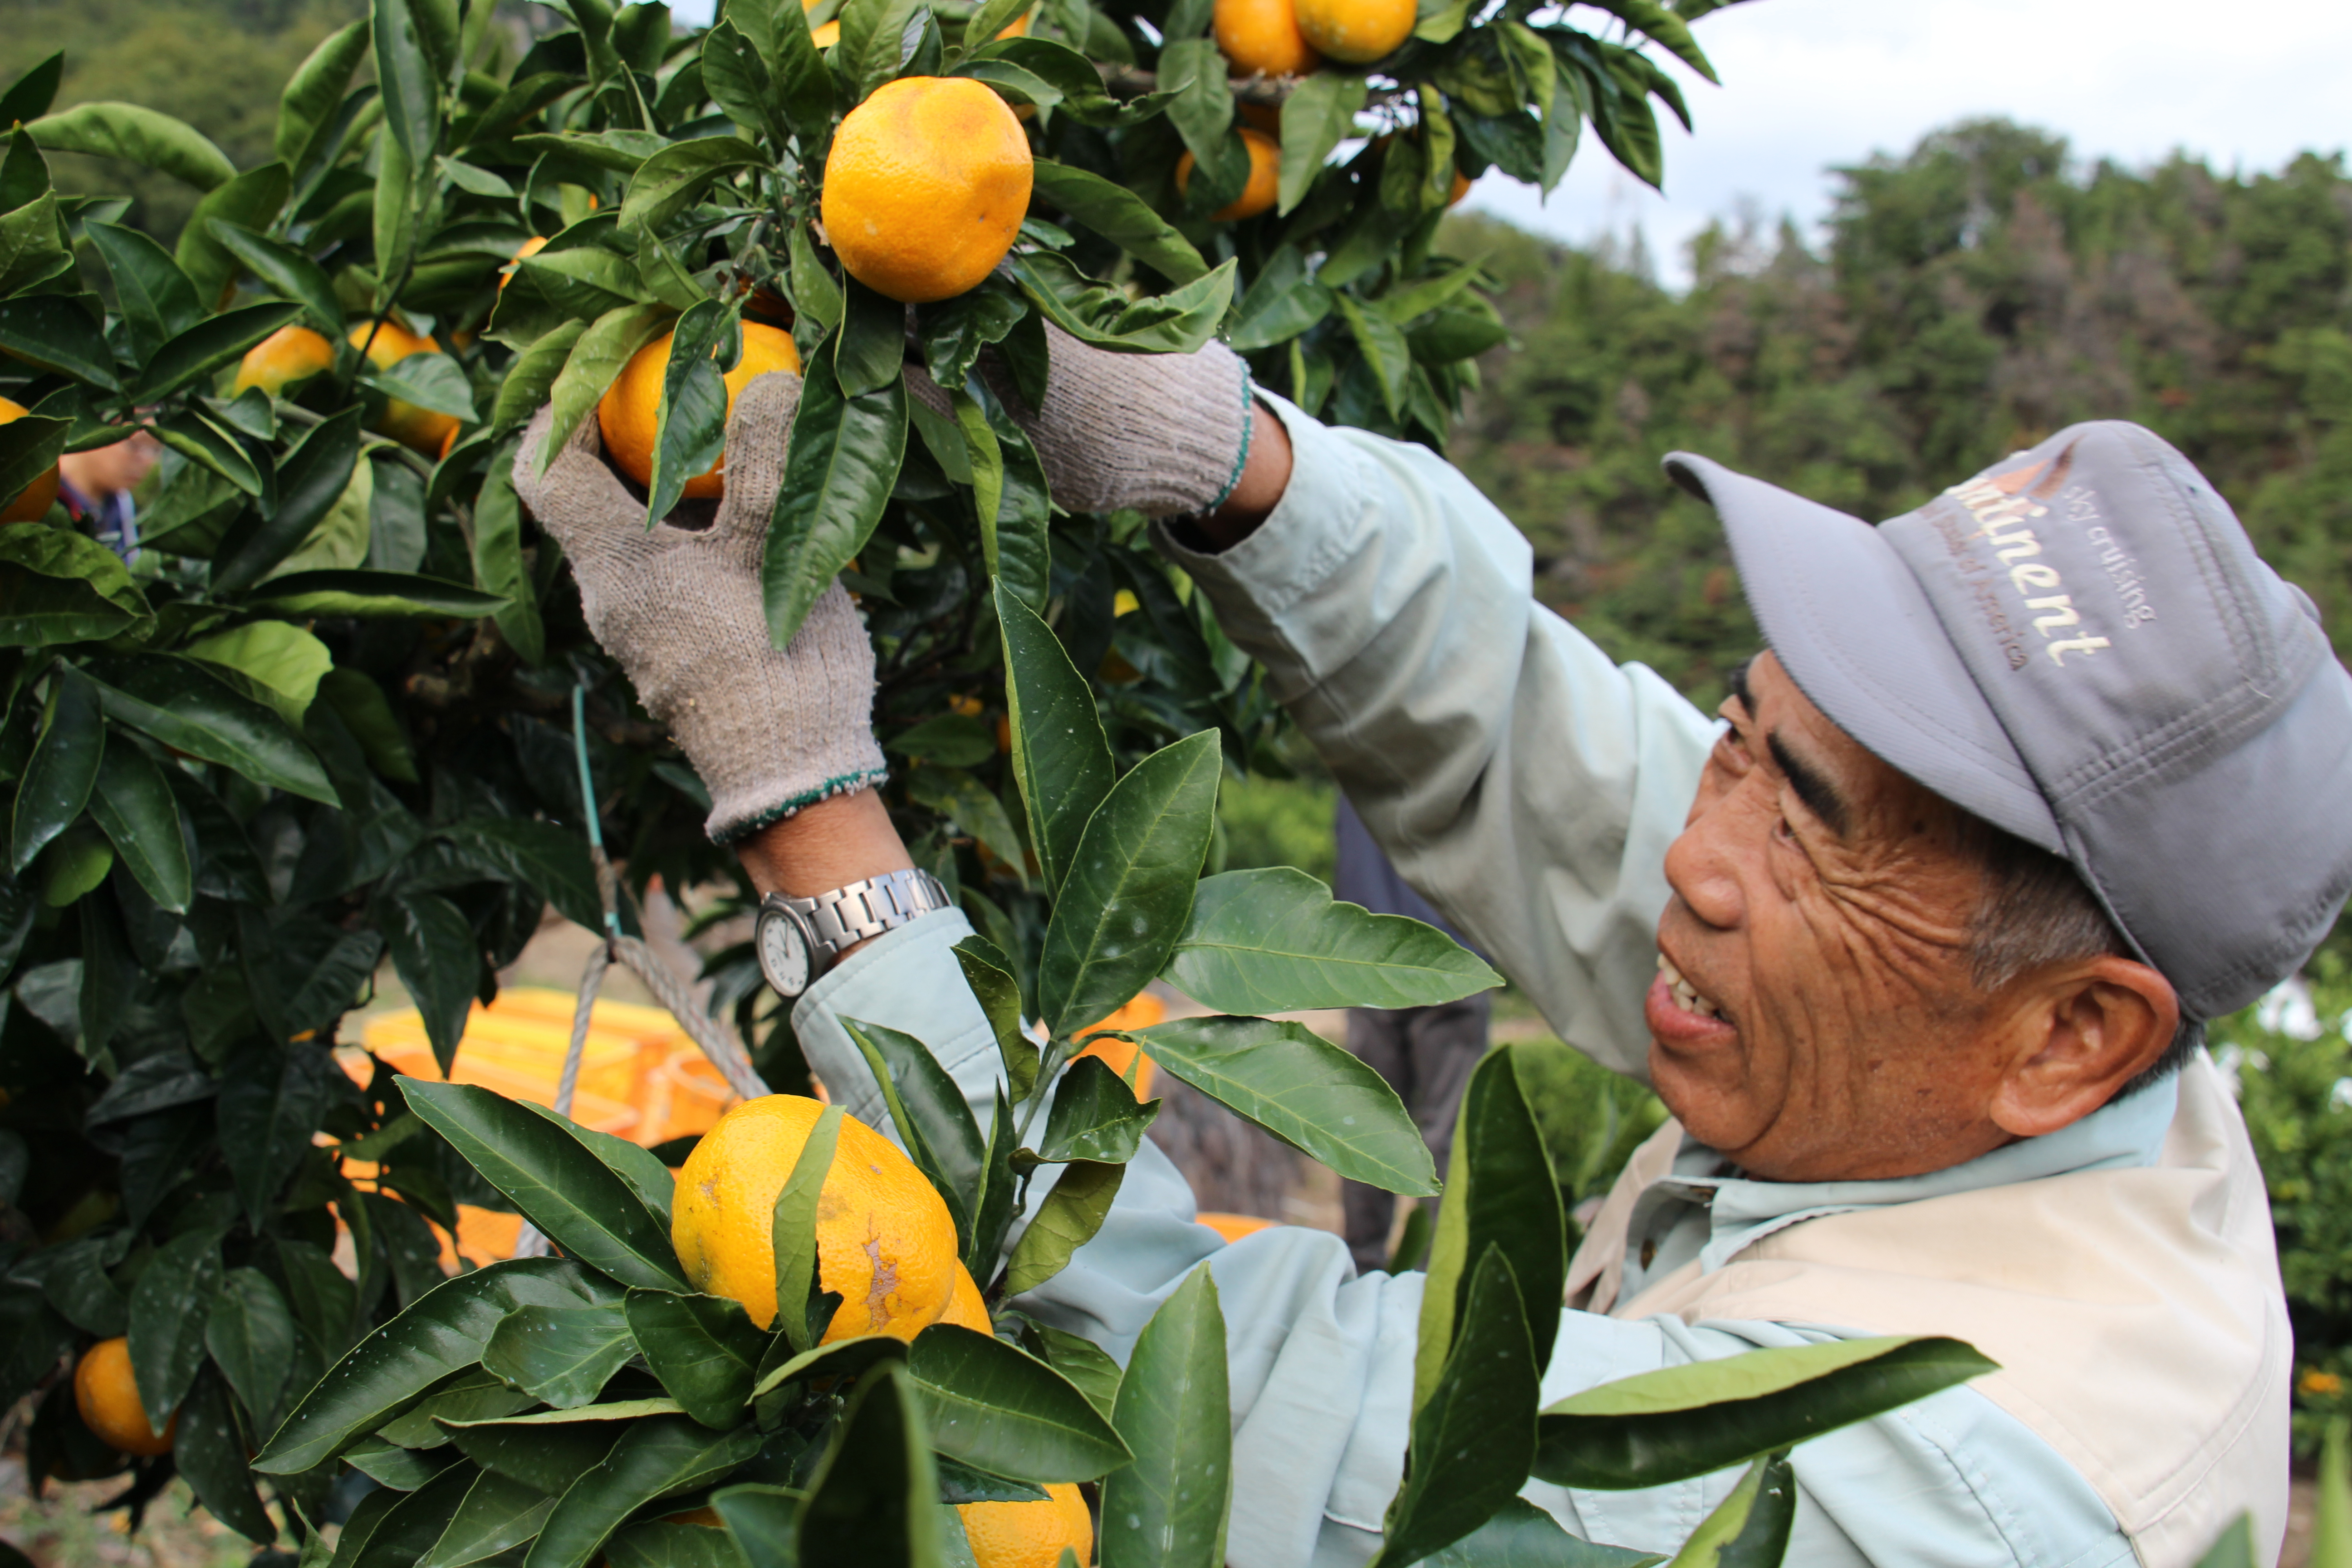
[{"xmin": 755, "ymin": 867, "xmax": 951, "ymax": 1000}]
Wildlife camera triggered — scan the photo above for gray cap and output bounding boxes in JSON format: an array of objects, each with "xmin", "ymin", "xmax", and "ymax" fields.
[{"xmin": 1663, "ymin": 421, "xmax": 2352, "ymax": 1021}]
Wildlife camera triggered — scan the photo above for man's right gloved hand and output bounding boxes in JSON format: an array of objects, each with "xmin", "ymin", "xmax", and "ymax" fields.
[{"xmin": 945, "ymin": 321, "xmax": 1258, "ymax": 519}]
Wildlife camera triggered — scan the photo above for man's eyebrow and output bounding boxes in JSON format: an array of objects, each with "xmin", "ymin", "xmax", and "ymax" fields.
[
  {"xmin": 1724, "ymin": 656, "xmax": 1757, "ymax": 719},
  {"xmin": 1767, "ymin": 730, "xmax": 1851, "ymax": 837}
]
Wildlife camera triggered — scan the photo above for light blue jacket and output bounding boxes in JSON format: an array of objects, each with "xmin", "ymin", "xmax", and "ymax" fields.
[{"xmin": 788, "ymin": 396, "xmax": 2143, "ymax": 1567}]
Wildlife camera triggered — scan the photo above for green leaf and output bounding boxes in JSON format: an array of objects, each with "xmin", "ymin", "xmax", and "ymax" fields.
[
  {"xmin": 1002, "ymin": 1159, "xmax": 1122, "ymax": 1295},
  {"xmin": 125, "ymin": 1227, "xmax": 221, "ymax": 1439},
  {"xmin": 646, "ymin": 299, "xmax": 735, "ymax": 526},
  {"xmin": 1155, "ymin": 36, "xmax": 1231, "ymax": 166},
  {"xmin": 0, "ymin": 52, "xmax": 63, "ymax": 126},
  {"xmin": 1026, "ymin": 1322, "xmax": 1122, "ymax": 1424},
  {"xmin": 175, "ymin": 163, "xmax": 291, "ymax": 308},
  {"xmin": 207, "ymin": 220, "xmax": 343, "ymax": 334},
  {"xmin": 996, "ymin": 583, "xmax": 1112, "ymax": 897},
  {"xmin": 1423, "ymin": 1500, "xmax": 1663, "ymax": 1566},
  {"xmin": 381, "ymin": 891, "xmax": 478, "ymax": 1075},
  {"xmin": 607, "ymin": 1522, "xmax": 749, "ymax": 1568},
  {"xmin": 964, "ymin": 386, "xmax": 1050, "ymax": 613},
  {"xmin": 1100, "ymin": 1264, "xmax": 1227, "ymax": 1568},
  {"xmin": 0, "ymin": 295, "xmax": 117, "ymax": 388},
  {"xmin": 1372, "ymin": 1246, "xmax": 1539, "ymax": 1568},
  {"xmin": 2196, "ymin": 1514, "xmax": 2262, "ymax": 1568},
  {"xmin": 350, "ymin": 1465, "xmax": 481, "ymax": 1568},
  {"xmin": 42, "ymin": 823, "xmax": 111, "ymax": 906},
  {"xmin": 90, "ymin": 730, "xmax": 191, "ymax": 914},
  {"xmin": 885, "ymin": 713, "xmax": 995, "ymax": 769},
  {"xmin": 907, "ymin": 1323, "xmax": 1132, "ymax": 1482},
  {"xmin": 319, "ymin": 666, "xmax": 416, "ymax": 782},
  {"xmin": 835, "ymin": 274, "xmax": 904, "ymax": 400},
  {"xmin": 1665, "ymin": 1452, "xmax": 1794, "ymax": 1568},
  {"xmin": 216, "ymin": 1042, "xmax": 333, "ymax": 1228},
  {"xmin": 1036, "ymin": 1054, "xmax": 1157, "ymax": 1164},
  {"xmin": 402, "ymin": 1080, "xmax": 688, "ymax": 1292},
  {"xmin": 84, "ymin": 652, "xmax": 337, "ymax": 804},
  {"xmin": 182, "ymin": 619, "xmax": 333, "ymax": 725},
  {"xmin": 750, "ymin": 1335, "xmax": 909, "ymax": 1411},
  {"xmin": 838, "ymin": 1017, "xmax": 974, "ymax": 1248},
  {"xmin": 541, "ymin": 302, "xmax": 671, "ymax": 472},
  {"xmin": 707, "ymin": 1485, "xmax": 801, "ymax": 1568},
  {"xmin": 257, "ymin": 1258, "xmax": 605, "ymax": 1473},
  {"xmin": 1007, "ymin": 251, "xmax": 1236, "ymax": 355},
  {"xmin": 1277, "ymin": 72, "xmax": 1365, "ymax": 216},
  {"xmin": 1137, "ymin": 1015, "xmax": 1439, "ymax": 1195},
  {"xmin": 624, "ymin": 1289, "xmax": 767, "ymax": 1430},
  {"xmin": 176, "ymin": 1365, "xmax": 278, "ymax": 1544},
  {"xmin": 769, "ymin": 1101, "xmax": 842, "ymax": 1350},
  {"xmin": 0, "ymin": 519, "xmax": 147, "ymax": 647},
  {"xmin": 481, "ymin": 1300, "xmax": 637, "ymax": 1409},
  {"xmin": 446, "ymin": 1422, "xmax": 621, "ymax": 1495},
  {"xmin": 206, "ymin": 1267, "xmax": 296, "ymax": 1427},
  {"xmin": 84, "ymin": 220, "xmax": 200, "ymax": 361},
  {"xmin": 904, "ymin": 763, "xmax": 1027, "ymax": 883},
  {"xmin": 953, "ymin": 936, "xmax": 1037, "ymax": 1104},
  {"xmin": 495, "ymin": 321, "xmax": 590, "ymax": 429},
  {"xmin": 376, "ymin": 0, "xmax": 454, "ymax": 164},
  {"xmin": 446, "ymin": 1398, "xmax": 685, "ymax": 1429},
  {"xmin": 1029, "ymin": 160, "xmax": 1206, "ymax": 284},
  {"xmin": 529, "ymin": 1416, "xmax": 763, "ymax": 1568},
  {"xmin": 1414, "ymin": 1046, "xmax": 1563, "ymax": 1410},
  {"xmin": 243, "ymin": 569, "xmax": 510, "ymax": 619},
  {"xmin": 1162, "ymin": 867, "xmax": 1499, "ymax": 1014},
  {"xmin": 797, "ymin": 1363, "xmax": 941, "ymax": 1568},
  {"xmin": 1534, "ymin": 1336, "xmax": 1998, "ymax": 1490},
  {"xmin": 968, "ymin": 1089, "xmax": 1019, "ymax": 1279},
  {"xmin": 919, "ymin": 285, "xmax": 1024, "ymax": 392},
  {"xmin": 369, "ymin": 352, "xmax": 477, "ymax": 418},
  {"xmin": 154, "ymin": 406, "xmax": 263, "ymax": 496},
  {"xmin": 206, "ymin": 406, "xmax": 364, "ymax": 592},
  {"xmin": 10, "ymin": 665, "xmax": 101, "ymax": 874},
  {"xmin": 133, "ymin": 301, "xmax": 309, "ymax": 402},
  {"xmin": 1038, "ymin": 729, "xmax": 1220, "ymax": 1037},
  {"xmin": 620, "ymin": 137, "xmax": 760, "ymax": 240},
  {"xmin": 1578, "ymin": 0, "xmax": 1716, "ymax": 82},
  {"xmin": 436, "ymin": 817, "xmax": 603, "ymax": 931},
  {"xmin": 762, "ymin": 348, "xmax": 907, "ymax": 648},
  {"xmin": 277, "ymin": 20, "xmax": 370, "ymax": 167},
  {"xmin": 347, "ymin": 1434, "xmax": 459, "ymax": 1491},
  {"xmin": 26, "ymin": 102, "xmax": 235, "ymax": 190},
  {"xmin": 418, "ymin": 1471, "xmax": 559, "ymax": 1568},
  {"xmin": 519, "ymin": 1102, "xmax": 677, "ymax": 1225},
  {"xmin": 701, "ymin": 21, "xmax": 780, "ymax": 141},
  {"xmin": 1335, "ymin": 294, "xmax": 1412, "ymax": 422}
]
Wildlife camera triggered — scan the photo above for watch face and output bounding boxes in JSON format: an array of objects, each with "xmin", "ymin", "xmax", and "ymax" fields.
[{"xmin": 757, "ymin": 904, "xmax": 812, "ymax": 998}]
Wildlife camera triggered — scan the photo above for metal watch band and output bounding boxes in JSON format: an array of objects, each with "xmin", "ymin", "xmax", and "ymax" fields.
[{"xmin": 783, "ymin": 867, "xmax": 951, "ymax": 968}]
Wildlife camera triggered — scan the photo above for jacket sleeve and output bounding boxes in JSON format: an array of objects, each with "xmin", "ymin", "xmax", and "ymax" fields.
[{"xmin": 1152, "ymin": 393, "xmax": 1718, "ymax": 1079}]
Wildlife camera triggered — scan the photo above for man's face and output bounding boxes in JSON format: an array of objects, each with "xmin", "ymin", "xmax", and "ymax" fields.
[{"xmin": 1649, "ymin": 652, "xmax": 2013, "ymax": 1182}]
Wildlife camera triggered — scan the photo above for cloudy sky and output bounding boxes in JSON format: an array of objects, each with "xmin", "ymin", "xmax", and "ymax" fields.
[{"xmin": 1464, "ymin": 0, "xmax": 2352, "ymax": 284}]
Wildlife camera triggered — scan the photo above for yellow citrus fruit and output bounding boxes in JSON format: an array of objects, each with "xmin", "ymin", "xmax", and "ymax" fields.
[
  {"xmin": 821, "ymin": 77, "xmax": 1034, "ymax": 304},
  {"xmin": 958, "ymin": 1483, "xmax": 1093, "ymax": 1568},
  {"xmin": 1449, "ymin": 168, "xmax": 1472, "ymax": 206},
  {"xmin": 0, "ymin": 397, "xmax": 59, "ymax": 523},
  {"xmin": 940, "ymin": 1260, "xmax": 990, "ymax": 1332},
  {"xmin": 348, "ymin": 322, "xmax": 463, "ymax": 456},
  {"xmin": 1292, "ymin": 0, "xmax": 1413, "ymax": 62},
  {"xmin": 74, "ymin": 1338, "xmax": 176, "ymax": 1457},
  {"xmin": 233, "ymin": 323, "xmax": 336, "ymax": 398},
  {"xmin": 811, "ymin": 19, "xmax": 840, "ymax": 45},
  {"xmin": 1175, "ymin": 127, "xmax": 1280, "ymax": 223},
  {"xmin": 1237, "ymin": 102, "xmax": 1284, "ymax": 136},
  {"xmin": 503, "ymin": 235, "xmax": 549, "ymax": 290},
  {"xmin": 1196, "ymin": 1211, "xmax": 1276, "ymax": 1244},
  {"xmin": 672, "ymin": 1094, "xmax": 957, "ymax": 1340},
  {"xmin": 1214, "ymin": 0, "xmax": 1320, "ymax": 77},
  {"xmin": 596, "ymin": 321, "xmax": 800, "ymax": 500}
]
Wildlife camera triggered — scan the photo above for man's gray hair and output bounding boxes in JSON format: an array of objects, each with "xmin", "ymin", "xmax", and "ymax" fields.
[{"xmin": 1958, "ymin": 814, "xmax": 2202, "ymax": 1097}]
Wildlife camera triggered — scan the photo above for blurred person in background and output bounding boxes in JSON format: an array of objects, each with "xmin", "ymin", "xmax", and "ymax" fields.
[{"xmin": 58, "ymin": 430, "xmax": 159, "ymax": 558}]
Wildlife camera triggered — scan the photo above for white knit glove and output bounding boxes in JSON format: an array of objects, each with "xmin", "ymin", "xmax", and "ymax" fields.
[
  {"xmin": 968, "ymin": 321, "xmax": 1256, "ymax": 518},
  {"xmin": 513, "ymin": 374, "xmax": 888, "ymax": 843}
]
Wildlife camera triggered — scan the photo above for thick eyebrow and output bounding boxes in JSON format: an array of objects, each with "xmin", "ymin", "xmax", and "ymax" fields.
[{"xmin": 1767, "ymin": 730, "xmax": 1852, "ymax": 838}]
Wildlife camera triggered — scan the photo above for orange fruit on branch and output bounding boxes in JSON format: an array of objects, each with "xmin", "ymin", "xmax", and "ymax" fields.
[
  {"xmin": 596, "ymin": 320, "xmax": 800, "ymax": 500},
  {"xmin": 958, "ymin": 1481, "xmax": 1093, "ymax": 1568},
  {"xmin": 671, "ymin": 1094, "xmax": 956, "ymax": 1340},
  {"xmin": 74, "ymin": 1337, "xmax": 176, "ymax": 1457},
  {"xmin": 232, "ymin": 323, "xmax": 335, "ymax": 398},
  {"xmin": 0, "ymin": 396, "xmax": 60, "ymax": 523},
  {"xmin": 1292, "ymin": 0, "xmax": 1414, "ymax": 63},
  {"xmin": 1215, "ymin": 0, "xmax": 1321, "ymax": 78},
  {"xmin": 821, "ymin": 76, "xmax": 1034, "ymax": 304},
  {"xmin": 939, "ymin": 1259, "xmax": 991, "ymax": 1332},
  {"xmin": 502, "ymin": 235, "xmax": 549, "ymax": 289},
  {"xmin": 1176, "ymin": 127, "xmax": 1281, "ymax": 222}
]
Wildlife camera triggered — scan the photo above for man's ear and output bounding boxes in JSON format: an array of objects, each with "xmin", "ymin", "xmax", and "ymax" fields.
[{"xmin": 1988, "ymin": 956, "xmax": 2180, "ymax": 1139}]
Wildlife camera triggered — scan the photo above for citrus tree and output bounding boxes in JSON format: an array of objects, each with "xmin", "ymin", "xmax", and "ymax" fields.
[{"xmin": 0, "ymin": 0, "xmax": 2024, "ymax": 1560}]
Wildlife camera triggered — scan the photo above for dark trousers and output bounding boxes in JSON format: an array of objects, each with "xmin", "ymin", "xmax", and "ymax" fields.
[{"xmin": 1340, "ymin": 993, "xmax": 1491, "ymax": 1274}]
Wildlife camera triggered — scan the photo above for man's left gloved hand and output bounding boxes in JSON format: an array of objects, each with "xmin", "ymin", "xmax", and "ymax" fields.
[{"xmin": 512, "ymin": 372, "xmax": 888, "ymax": 843}]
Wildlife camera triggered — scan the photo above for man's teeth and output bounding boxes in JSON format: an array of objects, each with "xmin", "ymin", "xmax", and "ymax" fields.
[{"xmin": 1656, "ymin": 954, "xmax": 1722, "ymax": 1020}]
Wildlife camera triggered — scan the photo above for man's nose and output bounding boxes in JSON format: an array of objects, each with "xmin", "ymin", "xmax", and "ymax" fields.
[{"xmin": 1664, "ymin": 795, "xmax": 1747, "ymax": 931}]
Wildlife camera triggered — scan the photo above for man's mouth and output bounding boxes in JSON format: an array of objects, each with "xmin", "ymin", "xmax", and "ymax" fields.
[{"xmin": 1656, "ymin": 952, "xmax": 1723, "ymax": 1020}]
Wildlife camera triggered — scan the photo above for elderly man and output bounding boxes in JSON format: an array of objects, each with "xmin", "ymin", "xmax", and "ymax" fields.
[{"xmin": 519, "ymin": 322, "xmax": 2347, "ymax": 1566}]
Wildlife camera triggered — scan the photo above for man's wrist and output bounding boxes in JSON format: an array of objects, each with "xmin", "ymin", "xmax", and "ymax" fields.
[
  {"xmin": 1194, "ymin": 402, "xmax": 1294, "ymax": 550},
  {"xmin": 735, "ymin": 788, "xmax": 920, "ymax": 965}
]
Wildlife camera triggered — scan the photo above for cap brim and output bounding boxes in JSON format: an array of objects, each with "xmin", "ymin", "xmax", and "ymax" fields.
[{"xmin": 1664, "ymin": 453, "xmax": 2064, "ymax": 853}]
